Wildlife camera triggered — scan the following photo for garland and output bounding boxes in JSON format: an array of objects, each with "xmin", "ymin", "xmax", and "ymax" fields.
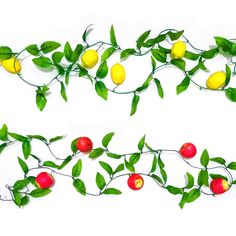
[
  {"xmin": 0, "ymin": 123, "xmax": 236, "ymax": 208},
  {"xmin": 1, "ymin": 26, "xmax": 236, "ymax": 115}
]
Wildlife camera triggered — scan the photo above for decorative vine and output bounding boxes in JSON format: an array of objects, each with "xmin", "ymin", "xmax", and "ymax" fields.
[
  {"xmin": 1, "ymin": 26, "xmax": 236, "ymax": 115},
  {"xmin": 1, "ymin": 123, "xmax": 236, "ymax": 208}
]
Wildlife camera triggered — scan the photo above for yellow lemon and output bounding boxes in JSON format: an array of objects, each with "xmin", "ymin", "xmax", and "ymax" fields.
[
  {"xmin": 81, "ymin": 49, "xmax": 98, "ymax": 69},
  {"xmin": 1, "ymin": 57, "xmax": 21, "ymax": 74},
  {"xmin": 111, "ymin": 63, "xmax": 126, "ymax": 85},
  {"xmin": 206, "ymin": 71, "xmax": 226, "ymax": 90},
  {"xmin": 170, "ymin": 41, "xmax": 186, "ymax": 59}
]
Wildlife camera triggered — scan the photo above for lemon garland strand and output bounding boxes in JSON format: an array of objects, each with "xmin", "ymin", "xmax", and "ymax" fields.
[
  {"xmin": 1, "ymin": 26, "xmax": 236, "ymax": 115},
  {"xmin": 0, "ymin": 123, "xmax": 236, "ymax": 208}
]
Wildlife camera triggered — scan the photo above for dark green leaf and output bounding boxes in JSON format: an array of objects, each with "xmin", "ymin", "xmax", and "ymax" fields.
[
  {"xmin": 89, "ymin": 148, "xmax": 104, "ymax": 159},
  {"xmin": 214, "ymin": 37, "xmax": 234, "ymax": 55},
  {"xmin": 96, "ymin": 61, "xmax": 108, "ymax": 79},
  {"xmin": 12, "ymin": 190, "xmax": 21, "ymax": 206},
  {"xmin": 179, "ymin": 192, "xmax": 188, "ymax": 209},
  {"xmin": 107, "ymin": 152, "xmax": 122, "ymax": 159},
  {"xmin": 27, "ymin": 135, "xmax": 47, "ymax": 142},
  {"xmin": 9, "ymin": 132, "xmax": 28, "ymax": 142},
  {"xmin": 14, "ymin": 179, "xmax": 30, "ymax": 190},
  {"xmin": 157, "ymin": 154, "xmax": 165, "ymax": 169},
  {"xmin": 166, "ymin": 185, "xmax": 183, "ymax": 195},
  {"xmin": 210, "ymin": 157, "xmax": 226, "ymax": 165},
  {"xmin": 49, "ymin": 135, "xmax": 64, "ymax": 143},
  {"xmin": 130, "ymin": 94, "xmax": 140, "ymax": 116},
  {"xmin": 136, "ymin": 76, "xmax": 153, "ymax": 92},
  {"xmin": 151, "ymin": 174, "xmax": 163, "ymax": 184},
  {"xmin": 151, "ymin": 49, "xmax": 166, "ymax": 63},
  {"xmin": 125, "ymin": 160, "xmax": 135, "ymax": 172},
  {"xmin": 150, "ymin": 154, "xmax": 158, "ymax": 173},
  {"xmin": 43, "ymin": 161, "xmax": 59, "ymax": 168},
  {"xmin": 58, "ymin": 156, "xmax": 72, "ymax": 170},
  {"xmin": 176, "ymin": 76, "xmax": 190, "ymax": 95},
  {"xmin": 0, "ymin": 46, "xmax": 12, "ymax": 60},
  {"xmin": 171, "ymin": 59, "xmax": 186, "ymax": 71},
  {"xmin": 225, "ymin": 87, "xmax": 236, "ymax": 102},
  {"xmin": 65, "ymin": 64, "xmax": 73, "ymax": 85},
  {"xmin": 95, "ymin": 81, "xmax": 108, "ymax": 100},
  {"xmin": 151, "ymin": 56, "xmax": 156, "ymax": 73},
  {"xmin": 227, "ymin": 162, "xmax": 236, "ymax": 170},
  {"xmin": 36, "ymin": 92, "xmax": 47, "ymax": 111},
  {"xmin": 82, "ymin": 24, "xmax": 93, "ymax": 44},
  {"xmin": 120, "ymin": 48, "xmax": 136, "ymax": 60},
  {"xmin": 33, "ymin": 57, "xmax": 52, "ymax": 68},
  {"xmin": 96, "ymin": 172, "xmax": 106, "ymax": 190},
  {"xmin": 201, "ymin": 47, "xmax": 219, "ymax": 59},
  {"xmin": 103, "ymin": 188, "xmax": 122, "ymax": 195},
  {"xmin": 197, "ymin": 169, "xmax": 209, "ymax": 187},
  {"xmin": 184, "ymin": 51, "xmax": 199, "ymax": 61},
  {"xmin": 185, "ymin": 188, "xmax": 201, "ymax": 203},
  {"xmin": 224, "ymin": 64, "xmax": 231, "ymax": 88},
  {"xmin": 60, "ymin": 82, "xmax": 68, "ymax": 102},
  {"xmin": 99, "ymin": 161, "xmax": 113, "ymax": 176},
  {"xmin": 129, "ymin": 153, "xmax": 141, "ymax": 165},
  {"xmin": 113, "ymin": 163, "xmax": 124, "ymax": 175},
  {"xmin": 137, "ymin": 30, "xmax": 151, "ymax": 49},
  {"xmin": 200, "ymin": 149, "xmax": 209, "ymax": 167},
  {"xmin": 64, "ymin": 42, "xmax": 73, "ymax": 62},
  {"xmin": 73, "ymin": 179, "xmax": 86, "ymax": 195},
  {"xmin": 160, "ymin": 168, "xmax": 167, "ymax": 183},
  {"xmin": 102, "ymin": 132, "xmax": 114, "ymax": 148},
  {"xmin": 185, "ymin": 172, "xmax": 194, "ymax": 189},
  {"xmin": 25, "ymin": 44, "xmax": 40, "ymax": 56},
  {"xmin": 20, "ymin": 196, "xmax": 29, "ymax": 206},
  {"xmin": 101, "ymin": 47, "xmax": 116, "ymax": 61},
  {"xmin": 27, "ymin": 176, "xmax": 37, "ymax": 187},
  {"xmin": 110, "ymin": 25, "xmax": 118, "ymax": 47},
  {"xmin": 0, "ymin": 143, "xmax": 7, "ymax": 154},
  {"xmin": 0, "ymin": 124, "xmax": 8, "ymax": 141},
  {"xmin": 138, "ymin": 135, "xmax": 145, "ymax": 151},
  {"xmin": 72, "ymin": 159, "xmax": 82, "ymax": 177},
  {"xmin": 52, "ymin": 51, "xmax": 64, "ymax": 64},
  {"xmin": 168, "ymin": 30, "xmax": 184, "ymax": 40},
  {"xmin": 209, "ymin": 174, "xmax": 228, "ymax": 181},
  {"xmin": 158, "ymin": 45, "xmax": 171, "ymax": 53},
  {"xmin": 71, "ymin": 44, "xmax": 83, "ymax": 62},
  {"xmin": 154, "ymin": 79, "xmax": 164, "ymax": 98},
  {"xmin": 22, "ymin": 141, "xmax": 31, "ymax": 159},
  {"xmin": 17, "ymin": 157, "xmax": 29, "ymax": 174},
  {"xmin": 30, "ymin": 188, "xmax": 51, "ymax": 198},
  {"xmin": 71, "ymin": 138, "xmax": 77, "ymax": 153},
  {"xmin": 41, "ymin": 41, "xmax": 61, "ymax": 53}
]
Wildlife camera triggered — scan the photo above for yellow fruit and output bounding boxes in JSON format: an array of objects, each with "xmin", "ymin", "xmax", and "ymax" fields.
[
  {"xmin": 206, "ymin": 71, "xmax": 226, "ymax": 90},
  {"xmin": 171, "ymin": 41, "xmax": 186, "ymax": 59},
  {"xmin": 81, "ymin": 50, "xmax": 98, "ymax": 69},
  {"xmin": 1, "ymin": 57, "xmax": 21, "ymax": 74},
  {"xmin": 111, "ymin": 63, "xmax": 126, "ymax": 85}
]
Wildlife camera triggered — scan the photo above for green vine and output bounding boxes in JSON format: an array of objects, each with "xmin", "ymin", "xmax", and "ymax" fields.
[
  {"xmin": 0, "ymin": 123, "xmax": 236, "ymax": 208},
  {"xmin": 1, "ymin": 26, "xmax": 236, "ymax": 115}
]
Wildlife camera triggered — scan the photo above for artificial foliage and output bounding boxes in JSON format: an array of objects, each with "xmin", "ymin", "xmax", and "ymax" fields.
[
  {"xmin": 0, "ymin": 123, "xmax": 236, "ymax": 208},
  {"xmin": 0, "ymin": 26, "xmax": 236, "ymax": 115}
]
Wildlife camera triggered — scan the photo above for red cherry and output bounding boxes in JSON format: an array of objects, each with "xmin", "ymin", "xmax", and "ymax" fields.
[
  {"xmin": 179, "ymin": 142, "xmax": 197, "ymax": 158},
  {"xmin": 76, "ymin": 137, "xmax": 93, "ymax": 153},
  {"xmin": 210, "ymin": 178, "xmax": 229, "ymax": 194},
  {"xmin": 35, "ymin": 172, "xmax": 55, "ymax": 189},
  {"xmin": 127, "ymin": 174, "xmax": 144, "ymax": 190}
]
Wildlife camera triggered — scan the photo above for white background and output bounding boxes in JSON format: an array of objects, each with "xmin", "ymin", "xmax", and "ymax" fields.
[{"xmin": 0, "ymin": 0, "xmax": 236, "ymax": 235}]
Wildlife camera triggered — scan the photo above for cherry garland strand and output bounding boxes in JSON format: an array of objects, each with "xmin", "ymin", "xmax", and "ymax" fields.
[
  {"xmin": 1, "ymin": 26, "xmax": 236, "ymax": 115},
  {"xmin": 0, "ymin": 123, "xmax": 236, "ymax": 208}
]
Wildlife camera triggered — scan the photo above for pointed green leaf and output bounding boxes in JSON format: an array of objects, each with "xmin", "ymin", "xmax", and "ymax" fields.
[
  {"xmin": 176, "ymin": 76, "xmax": 190, "ymax": 95},
  {"xmin": 30, "ymin": 188, "xmax": 51, "ymax": 198},
  {"xmin": 110, "ymin": 25, "xmax": 118, "ymax": 47},
  {"xmin": 0, "ymin": 124, "xmax": 8, "ymax": 141},
  {"xmin": 96, "ymin": 61, "xmax": 108, "ymax": 79},
  {"xmin": 22, "ymin": 140, "xmax": 31, "ymax": 159},
  {"xmin": 96, "ymin": 172, "xmax": 106, "ymax": 190},
  {"xmin": 17, "ymin": 157, "xmax": 29, "ymax": 174},
  {"xmin": 89, "ymin": 148, "xmax": 104, "ymax": 159},
  {"xmin": 72, "ymin": 159, "xmax": 82, "ymax": 177},
  {"xmin": 103, "ymin": 188, "xmax": 122, "ymax": 195},
  {"xmin": 102, "ymin": 132, "xmax": 114, "ymax": 148},
  {"xmin": 154, "ymin": 79, "xmax": 164, "ymax": 98},
  {"xmin": 138, "ymin": 135, "xmax": 145, "ymax": 151},
  {"xmin": 41, "ymin": 41, "xmax": 61, "ymax": 53},
  {"xmin": 130, "ymin": 94, "xmax": 140, "ymax": 116},
  {"xmin": 95, "ymin": 81, "xmax": 108, "ymax": 100},
  {"xmin": 99, "ymin": 161, "xmax": 113, "ymax": 176},
  {"xmin": 73, "ymin": 178, "xmax": 86, "ymax": 195},
  {"xmin": 200, "ymin": 149, "xmax": 209, "ymax": 167}
]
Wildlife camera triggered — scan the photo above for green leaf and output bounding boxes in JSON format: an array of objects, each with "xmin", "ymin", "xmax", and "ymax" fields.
[
  {"xmin": 64, "ymin": 42, "xmax": 73, "ymax": 62},
  {"xmin": 30, "ymin": 188, "xmax": 51, "ymax": 198},
  {"xmin": 0, "ymin": 46, "xmax": 13, "ymax": 59},
  {"xmin": 107, "ymin": 152, "xmax": 122, "ymax": 159},
  {"xmin": 27, "ymin": 135, "xmax": 47, "ymax": 142},
  {"xmin": 214, "ymin": 36, "xmax": 234, "ymax": 55},
  {"xmin": 136, "ymin": 76, "xmax": 153, "ymax": 92},
  {"xmin": 185, "ymin": 172, "xmax": 194, "ymax": 189},
  {"xmin": 9, "ymin": 132, "xmax": 28, "ymax": 142},
  {"xmin": 25, "ymin": 44, "xmax": 40, "ymax": 56},
  {"xmin": 125, "ymin": 160, "xmax": 135, "ymax": 172},
  {"xmin": 14, "ymin": 179, "xmax": 30, "ymax": 190},
  {"xmin": 137, "ymin": 30, "xmax": 151, "ymax": 49},
  {"xmin": 27, "ymin": 176, "xmax": 37, "ymax": 187},
  {"xmin": 49, "ymin": 135, "xmax": 64, "ymax": 143},
  {"xmin": 184, "ymin": 51, "xmax": 199, "ymax": 61},
  {"xmin": 157, "ymin": 154, "xmax": 165, "ymax": 169},
  {"xmin": 154, "ymin": 79, "xmax": 164, "ymax": 98},
  {"xmin": 22, "ymin": 140, "xmax": 31, "ymax": 159},
  {"xmin": 73, "ymin": 179, "xmax": 86, "ymax": 195},
  {"xmin": 110, "ymin": 25, "xmax": 118, "ymax": 47},
  {"xmin": 95, "ymin": 81, "xmax": 108, "ymax": 100},
  {"xmin": 171, "ymin": 59, "xmax": 186, "ymax": 71},
  {"xmin": 17, "ymin": 157, "xmax": 29, "ymax": 174},
  {"xmin": 96, "ymin": 61, "xmax": 108, "ymax": 79},
  {"xmin": 197, "ymin": 169, "xmax": 209, "ymax": 187},
  {"xmin": 160, "ymin": 168, "xmax": 167, "ymax": 183},
  {"xmin": 102, "ymin": 132, "xmax": 114, "ymax": 148},
  {"xmin": 130, "ymin": 94, "xmax": 140, "ymax": 116},
  {"xmin": 150, "ymin": 154, "xmax": 158, "ymax": 173},
  {"xmin": 0, "ymin": 124, "xmax": 8, "ymax": 141},
  {"xmin": 72, "ymin": 159, "xmax": 82, "ymax": 177},
  {"xmin": 58, "ymin": 155, "xmax": 72, "ymax": 170},
  {"xmin": 231, "ymin": 180, "xmax": 236, "ymax": 185},
  {"xmin": 33, "ymin": 57, "xmax": 52, "ymax": 68},
  {"xmin": 158, "ymin": 45, "xmax": 171, "ymax": 53},
  {"xmin": 224, "ymin": 64, "xmax": 231, "ymax": 88},
  {"xmin": 225, "ymin": 87, "xmax": 236, "ymax": 102},
  {"xmin": 138, "ymin": 135, "xmax": 145, "ymax": 151},
  {"xmin": 99, "ymin": 161, "xmax": 113, "ymax": 176},
  {"xmin": 71, "ymin": 138, "xmax": 77, "ymax": 153},
  {"xmin": 89, "ymin": 148, "xmax": 104, "ymax": 159},
  {"xmin": 151, "ymin": 174, "xmax": 163, "ymax": 184},
  {"xmin": 82, "ymin": 24, "xmax": 93, "ymax": 44},
  {"xmin": 43, "ymin": 161, "xmax": 59, "ymax": 168},
  {"xmin": 101, "ymin": 47, "xmax": 116, "ymax": 61},
  {"xmin": 210, "ymin": 157, "xmax": 226, "ymax": 165},
  {"xmin": 227, "ymin": 162, "xmax": 236, "ymax": 170},
  {"xmin": 71, "ymin": 44, "xmax": 83, "ymax": 62},
  {"xmin": 96, "ymin": 172, "xmax": 106, "ymax": 190},
  {"xmin": 60, "ymin": 82, "xmax": 68, "ymax": 102},
  {"xmin": 185, "ymin": 188, "xmax": 201, "ymax": 203},
  {"xmin": 200, "ymin": 149, "xmax": 209, "ymax": 167},
  {"xmin": 113, "ymin": 163, "xmax": 124, "ymax": 175},
  {"xmin": 20, "ymin": 195, "xmax": 29, "ymax": 206},
  {"xmin": 129, "ymin": 153, "xmax": 141, "ymax": 165},
  {"xmin": 41, "ymin": 41, "xmax": 61, "ymax": 53},
  {"xmin": 209, "ymin": 174, "xmax": 228, "ymax": 181},
  {"xmin": 0, "ymin": 143, "xmax": 7, "ymax": 154},
  {"xmin": 77, "ymin": 64, "xmax": 88, "ymax": 77},
  {"xmin": 151, "ymin": 56, "xmax": 156, "ymax": 73},
  {"xmin": 151, "ymin": 49, "xmax": 166, "ymax": 63},
  {"xmin": 65, "ymin": 64, "xmax": 73, "ymax": 85},
  {"xmin": 52, "ymin": 51, "xmax": 64, "ymax": 64},
  {"xmin": 179, "ymin": 192, "xmax": 188, "ymax": 209},
  {"xmin": 103, "ymin": 188, "xmax": 122, "ymax": 195},
  {"xmin": 176, "ymin": 76, "xmax": 190, "ymax": 95},
  {"xmin": 168, "ymin": 30, "xmax": 184, "ymax": 40},
  {"xmin": 12, "ymin": 190, "xmax": 22, "ymax": 206},
  {"xmin": 201, "ymin": 47, "xmax": 219, "ymax": 59},
  {"xmin": 166, "ymin": 185, "xmax": 183, "ymax": 195},
  {"xmin": 120, "ymin": 48, "xmax": 136, "ymax": 60}
]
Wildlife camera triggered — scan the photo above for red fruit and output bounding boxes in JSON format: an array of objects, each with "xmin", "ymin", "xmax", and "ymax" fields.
[
  {"xmin": 35, "ymin": 172, "xmax": 55, "ymax": 189},
  {"xmin": 127, "ymin": 174, "xmax": 144, "ymax": 190},
  {"xmin": 179, "ymin": 142, "xmax": 197, "ymax": 158},
  {"xmin": 76, "ymin": 137, "xmax": 93, "ymax": 153},
  {"xmin": 210, "ymin": 178, "xmax": 229, "ymax": 195}
]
